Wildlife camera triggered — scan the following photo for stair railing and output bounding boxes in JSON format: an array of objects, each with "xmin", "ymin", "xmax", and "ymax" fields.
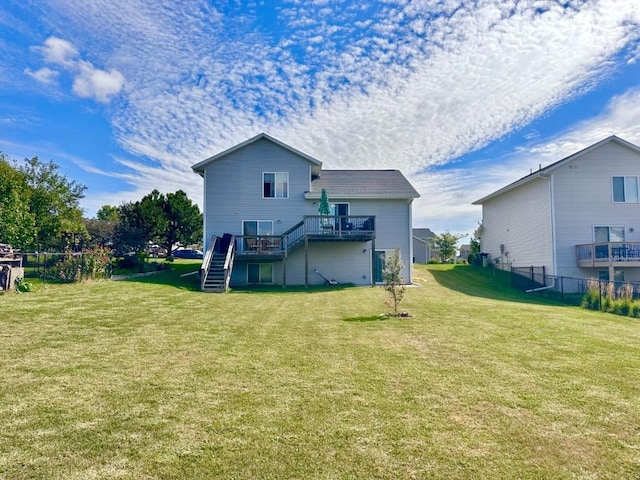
[
  {"xmin": 282, "ymin": 220, "xmax": 305, "ymax": 252},
  {"xmin": 222, "ymin": 234, "xmax": 235, "ymax": 291},
  {"xmin": 200, "ymin": 235, "xmax": 217, "ymax": 291}
]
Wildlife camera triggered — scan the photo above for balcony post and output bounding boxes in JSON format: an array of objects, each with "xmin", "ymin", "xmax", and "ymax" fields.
[{"xmin": 609, "ymin": 265, "xmax": 614, "ymax": 283}]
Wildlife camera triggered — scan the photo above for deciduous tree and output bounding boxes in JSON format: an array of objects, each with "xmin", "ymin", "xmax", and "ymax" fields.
[
  {"xmin": 382, "ymin": 249, "xmax": 407, "ymax": 316},
  {"xmin": 430, "ymin": 231, "xmax": 467, "ymax": 262},
  {"xmin": 96, "ymin": 205, "xmax": 119, "ymax": 222},
  {"xmin": 0, "ymin": 153, "xmax": 85, "ymax": 250},
  {"xmin": 0, "ymin": 154, "xmax": 36, "ymax": 249},
  {"xmin": 19, "ymin": 156, "xmax": 86, "ymax": 250}
]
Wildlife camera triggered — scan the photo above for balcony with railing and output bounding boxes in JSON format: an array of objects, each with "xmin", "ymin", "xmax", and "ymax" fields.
[
  {"xmin": 235, "ymin": 215, "xmax": 375, "ymax": 258},
  {"xmin": 576, "ymin": 242, "xmax": 640, "ymax": 267}
]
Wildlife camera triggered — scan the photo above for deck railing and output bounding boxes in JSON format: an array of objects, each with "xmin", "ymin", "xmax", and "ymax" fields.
[
  {"xmin": 303, "ymin": 215, "xmax": 375, "ymax": 235},
  {"xmin": 577, "ymin": 242, "xmax": 640, "ymax": 265},
  {"xmin": 234, "ymin": 215, "xmax": 376, "ymax": 257},
  {"xmin": 235, "ymin": 235, "xmax": 286, "ymax": 256}
]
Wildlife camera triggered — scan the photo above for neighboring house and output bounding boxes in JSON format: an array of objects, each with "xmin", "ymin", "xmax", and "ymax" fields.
[
  {"xmin": 191, "ymin": 133, "xmax": 420, "ymax": 291},
  {"xmin": 412, "ymin": 228, "xmax": 439, "ymax": 263},
  {"xmin": 473, "ymin": 135, "xmax": 640, "ymax": 284},
  {"xmin": 457, "ymin": 244, "xmax": 471, "ymax": 262}
]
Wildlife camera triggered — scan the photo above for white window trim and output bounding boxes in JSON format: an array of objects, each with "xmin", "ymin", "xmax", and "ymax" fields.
[
  {"xmin": 242, "ymin": 220, "xmax": 274, "ymax": 235},
  {"xmin": 247, "ymin": 263, "xmax": 274, "ymax": 284},
  {"xmin": 593, "ymin": 225, "xmax": 625, "ymax": 243},
  {"xmin": 262, "ymin": 172, "xmax": 289, "ymax": 199},
  {"xmin": 612, "ymin": 175, "xmax": 639, "ymax": 203}
]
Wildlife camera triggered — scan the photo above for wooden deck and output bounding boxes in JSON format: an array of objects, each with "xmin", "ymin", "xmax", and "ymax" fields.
[
  {"xmin": 576, "ymin": 242, "xmax": 640, "ymax": 267},
  {"xmin": 234, "ymin": 215, "xmax": 375, "ymax": 259}
]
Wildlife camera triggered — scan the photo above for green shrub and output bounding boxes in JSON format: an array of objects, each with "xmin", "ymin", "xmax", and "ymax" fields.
[
  {"xmin": 49, "ymin": 247, "xmax": 111, "ymax": 282},
  {"xmin": 15, "ymin": 277, "xmax": 31, "ymax": 293},
  {"xmin": 612, "ymin": 299, "xmax": 630, "ymax": 316},
  {"xmin": 581, "ymin": 281, "xmax": 600, "ymax": 310}
]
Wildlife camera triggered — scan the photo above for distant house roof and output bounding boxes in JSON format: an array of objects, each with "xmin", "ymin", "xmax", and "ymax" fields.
[
  {"xmin": 412, "ymin": 228, "xmax": 436, "ymax": 243},
  {"xmin": 472, "ymin": 135, "xmax": 640, "ymax": 205},
  {"xmin": 191, "ymin": 132, "xmax": 323, "ymax": 176},
  {"xmin": 306, "ymin": 170, "xmax": 420, "ymax": 200}
]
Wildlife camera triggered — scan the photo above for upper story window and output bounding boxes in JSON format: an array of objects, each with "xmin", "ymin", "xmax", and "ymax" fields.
[
  {"xmin": 612, "ymin": 176, "xmax": 639, "ymax": 203},
  {"xmin": 263, "ymin": 172, "xmax": 288, "ymax": 198}
]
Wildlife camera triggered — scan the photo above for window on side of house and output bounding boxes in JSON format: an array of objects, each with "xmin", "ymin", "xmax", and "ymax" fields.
[
  {"xmin": 612, "ymin": 176, "xmax": 639, "ymax": 203},
  {"xmin": 594, "ymin": 226, "xmax": 625, "ymax": 243},
  {"xmin": 263, "ymin": 172, "xmax": 289, "ymax": 198},
  {"xmin": 247, "ymin": 263, "xmax": 273, "ymax": 284}
]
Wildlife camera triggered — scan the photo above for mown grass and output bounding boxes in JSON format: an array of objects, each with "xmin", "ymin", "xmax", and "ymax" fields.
[{"xmin": 1, "ymin": 262, "xmax": 639, "ymax": 479}]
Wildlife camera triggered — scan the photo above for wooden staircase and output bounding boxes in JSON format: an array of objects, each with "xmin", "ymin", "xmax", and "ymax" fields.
[
  {"xmin": 201, "ymin": 234, "xmax": 235, "ymax": 293},
  {"xmin": 202, "ymin": 252, "xmax": 227, "ymax": 292}
]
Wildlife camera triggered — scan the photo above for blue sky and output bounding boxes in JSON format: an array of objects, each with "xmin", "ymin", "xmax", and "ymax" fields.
[{"xmin": 1, "ymin": 0, "xmax": 639, "ymax": 237}]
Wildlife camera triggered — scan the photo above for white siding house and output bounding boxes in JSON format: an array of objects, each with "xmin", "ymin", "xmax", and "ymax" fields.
[
  {"xmin": 192, "ymin": 133, "xmax": 419, "ymax": 290},
  {"xmin": 473, "ymin": 136, "xmax": 640, "ymax": 284}
]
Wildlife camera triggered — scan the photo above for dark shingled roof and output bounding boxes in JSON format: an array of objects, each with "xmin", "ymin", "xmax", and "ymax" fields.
[
  {"xmin": 306, "ymin": 170, "xmax": 420, "ymax": 200},
  {"xmin": 413, "ymin": 228, "xmax": 436, "ymax": 240}
]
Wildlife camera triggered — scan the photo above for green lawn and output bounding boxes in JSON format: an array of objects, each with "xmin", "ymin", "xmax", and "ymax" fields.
[{"xmin": 2, "ymin": 263, "xmax": 639, "ymax": 479}]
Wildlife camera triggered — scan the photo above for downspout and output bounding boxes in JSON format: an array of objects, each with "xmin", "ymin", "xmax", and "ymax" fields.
[
  {"xmin": 525, "ymin": 279, "xmax": 555, "ymax": 293},
  {"xmin": 408, "ymin": 200, "xmax": 414, "ymax": 283},
  {"xmin": 202, "ymin": 169, "xmax": 208, "ymax": 252}
]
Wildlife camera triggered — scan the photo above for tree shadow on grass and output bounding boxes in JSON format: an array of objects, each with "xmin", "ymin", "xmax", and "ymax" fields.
[
  {"xmin": 425, "ymin": 265, "xmax": 574, "ymax": 307},
  {"xmin": 117, "ymin": 260, "xmax": 360, "ymax": 294}
]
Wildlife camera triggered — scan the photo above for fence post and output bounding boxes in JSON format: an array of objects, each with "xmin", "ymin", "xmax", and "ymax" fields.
[{"xmin": 599, "ymin": 279, "xmax": 603, "ymax": 310}]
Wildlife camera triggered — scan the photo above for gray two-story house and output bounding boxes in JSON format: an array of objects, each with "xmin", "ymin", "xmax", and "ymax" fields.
[{"xmin": 191, "ymin": 133, "xmax": 420, "ymax": 292}]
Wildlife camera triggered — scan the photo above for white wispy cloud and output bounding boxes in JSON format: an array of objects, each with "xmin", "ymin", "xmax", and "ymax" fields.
[
  {"xmin": 426, "ymin": 87, "xmax": 640, "ymax": 235},
  {"xmin": 24, "ymin": 66, "xmax": 59, "ymax": 85},
  {"xmin": 11, "ymin": 0, "xmax": 640, "ymax": 230}
]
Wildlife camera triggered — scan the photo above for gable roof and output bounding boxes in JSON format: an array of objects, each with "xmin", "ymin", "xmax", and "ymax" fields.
[
  {"xmin": 191, "ymin": 132, "xmax": 323, "ymax": 176},
  {"xmin": 473, "ymin": 135, "xmax": 640, "ymax": 205},
  {"xmin": 413, "ymin": 228, "xmax": 436, "ymax": 242},
  {"xmin": 306, "ymin": 170, "xmax": 420, "ymax": 200}
]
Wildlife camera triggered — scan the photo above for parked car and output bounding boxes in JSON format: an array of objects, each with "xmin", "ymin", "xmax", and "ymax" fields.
[
  {"xmin": 171, "ymin": 249, "xmax": 203, "ymax": 259},
  {"xmin": 147, "ymin": 245, "xmax": 168, "ymax": 258}
]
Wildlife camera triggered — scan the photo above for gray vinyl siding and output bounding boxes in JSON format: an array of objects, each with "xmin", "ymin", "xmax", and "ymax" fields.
[
  {"xmin": 326, "ymin": 197, "xmax": 413, "ymax": 282},
  {"xmin": 230, "ymin": 243, "xmax": 373, "ymax": 287},
  {"xmin": 202, "ymin": 137, "xmax": 317, "ymax": 249},
  {"xmin": 413, "ymin": 238, "xmax": 427, "ymax": 264},
  {"xmin": 553, "ymin": 141, "xmax": 640, "ymax": 278},
  {"xmin": 481, "ymin": 177, "xmax": 553, "ymax": 271},
  {"xmin": 201, "ymin": 137, "xmax": 415, "ymax": 285}
]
